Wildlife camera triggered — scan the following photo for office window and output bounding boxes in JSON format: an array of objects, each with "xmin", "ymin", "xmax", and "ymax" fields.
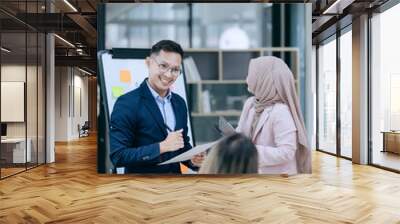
[
  {"xmin": 340, "ymin": 29, "xmax": 352, "ymax": 158},
  {"xmin": 371, "ymin": 4, "xmax": 400, "ymax": 171},
  {"xmin": 318, "ymin": 37, "xmax": 337, "ymax": 154},
  {"xmin": 192, "ymin": 4, "xmax": 264, "ymax": 49},
  {"xmin": 105, "ymin": 3, "xmax": 190, "ymax": 49},
  {"xmin": 105, "ymin": 3, "xmax": 278, "ymax": 49}
]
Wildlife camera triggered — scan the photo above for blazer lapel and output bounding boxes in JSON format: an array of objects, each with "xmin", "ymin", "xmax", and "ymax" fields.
[
  {"xmin": 139, "ymin": 80, "xmax": 168, "ymax": 137},
  {"xmin": 252, "ymin": 106, "xmax": 274, "ymax": 142},
  {"xmin": 171, "ymin": 95, "xmax": 183, "ymax": 131}
]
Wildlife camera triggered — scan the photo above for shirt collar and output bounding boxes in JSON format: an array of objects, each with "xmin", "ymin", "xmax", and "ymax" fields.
[{"xmin": 146, "ymin": 80, "xmax": 172, "ymax": 102}]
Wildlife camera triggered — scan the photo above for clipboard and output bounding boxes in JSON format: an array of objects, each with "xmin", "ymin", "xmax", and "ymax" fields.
[{"xmin": 217, "ymin": 116, "xmax": 236, "ymax": 136}]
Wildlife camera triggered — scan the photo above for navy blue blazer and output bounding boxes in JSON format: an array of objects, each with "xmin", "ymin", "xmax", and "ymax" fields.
[{"xmin": 109, "ymin": 79, "xmax": 195, "ymax": 173}]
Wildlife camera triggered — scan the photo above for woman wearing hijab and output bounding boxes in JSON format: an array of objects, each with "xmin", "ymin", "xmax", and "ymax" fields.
[{"xmin": 236, "ymin": 56, "xmax": 311, "ymax": 175}]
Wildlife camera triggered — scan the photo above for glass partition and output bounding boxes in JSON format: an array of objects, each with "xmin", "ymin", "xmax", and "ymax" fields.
[
  {"xmin": 0, "ymin": 1, "xmax": 46, "ymax": 179},
  {"xmin": 1, "ymin": 30, "xmax": 28, "ymax": 177}
]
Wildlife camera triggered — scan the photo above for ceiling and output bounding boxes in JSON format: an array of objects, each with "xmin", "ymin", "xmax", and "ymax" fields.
[
  {"xmin": 311, "ymin": 0, "xmax": 391, "ymax": 43},
  {"xmin": 0, "ymin": 0, "xmax": 395, "ymax": 75},
  {"xmin": 0, "ymin": 0, "xmax": 99, "ymax": 73}
]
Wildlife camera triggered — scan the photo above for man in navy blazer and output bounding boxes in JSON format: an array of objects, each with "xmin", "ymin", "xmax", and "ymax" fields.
[{"xmin": 109, "ymin": 40, "xmax": 204, "ymax": 173}]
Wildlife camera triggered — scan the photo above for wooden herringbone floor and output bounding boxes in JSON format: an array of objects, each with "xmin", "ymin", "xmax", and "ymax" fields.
[{"xmin": 1, "ymin": 135, "xmax": 400, "ymax": 224}]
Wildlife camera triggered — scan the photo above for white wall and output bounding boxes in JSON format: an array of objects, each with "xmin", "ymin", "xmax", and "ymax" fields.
[
  {"xmin": 71, "ymin": 71, "xmax": 89, "ymax": 138},
  {"xmin": 55, "ymin": 66, "xmax": 69, "ymax": 141},
  {"xmin": 55, "ymin": 67, "xmax": 89, "ymax": 141}
]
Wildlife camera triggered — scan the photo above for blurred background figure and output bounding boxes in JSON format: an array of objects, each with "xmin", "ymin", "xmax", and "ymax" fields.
[{"xmin": 199, "ymin": 133, "xmax": 258, "ymax": 174}]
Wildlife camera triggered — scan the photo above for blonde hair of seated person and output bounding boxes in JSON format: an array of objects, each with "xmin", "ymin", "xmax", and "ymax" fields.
[{"xmin": 199, "ymin": 133, "xmax": 258, "ymax": 174}]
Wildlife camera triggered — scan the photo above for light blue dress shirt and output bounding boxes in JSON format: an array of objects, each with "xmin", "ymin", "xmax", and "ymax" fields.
[{"xmin": 147, "ymin": 81, "xmax": 176, "ymax": 132}]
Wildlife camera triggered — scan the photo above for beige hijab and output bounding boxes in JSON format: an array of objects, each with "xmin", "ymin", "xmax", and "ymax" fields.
[{"xmin": 246, "ymin": 56, "xmax": 311, "ymax": 174}]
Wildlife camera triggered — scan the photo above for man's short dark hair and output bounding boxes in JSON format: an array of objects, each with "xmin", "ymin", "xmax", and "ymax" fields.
[{"xmin": 150, "ymin": 40, "xmax": 184, "ymax": 58}]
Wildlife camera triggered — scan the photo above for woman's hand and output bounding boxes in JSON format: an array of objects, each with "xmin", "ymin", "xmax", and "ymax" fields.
[{"xmin": 191, "ymin": 152, "xmax": 206, "ymax": 167}]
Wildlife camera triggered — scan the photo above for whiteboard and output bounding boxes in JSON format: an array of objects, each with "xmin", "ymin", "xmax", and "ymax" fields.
[
  {"xmin": 1, "ymin": 82, "xmax": 25, "ymax": 122},
  {"xmin": 100, "ymin": 51, "xmax": 194, "ymax": 145}
]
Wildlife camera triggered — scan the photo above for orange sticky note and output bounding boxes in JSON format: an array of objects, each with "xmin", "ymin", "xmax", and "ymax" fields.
[
  {"xmin": 180, "ymin": 163, "xmax": 188, "ymax": 174},
  {"xmin": 120, "ymin": 70, "xmax": 131, "ymax": 83}
]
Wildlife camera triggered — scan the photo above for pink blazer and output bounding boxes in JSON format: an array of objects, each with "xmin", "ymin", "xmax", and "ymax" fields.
[{"xmin": 237, "ymin": 97, "xmax": 298, "ymax": 175}]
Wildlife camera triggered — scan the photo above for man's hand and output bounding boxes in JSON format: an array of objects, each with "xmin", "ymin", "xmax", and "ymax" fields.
[
  {"xmin": 159, "ymin": 129, "xmax": 184, "ymax": 154},
  {"xmin": 191, "ymin": 152, "xmax": 206, "ymax": 167}
]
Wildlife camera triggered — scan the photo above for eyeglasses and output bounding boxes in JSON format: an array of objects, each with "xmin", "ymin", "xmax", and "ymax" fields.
[{"xmin": 151, "ymin": 57, "xmax": 182, "ymax": 76}]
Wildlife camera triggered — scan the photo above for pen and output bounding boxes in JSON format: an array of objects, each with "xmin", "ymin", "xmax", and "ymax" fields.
[{"xmin": 214, "ymin": 124, "xmax": 223, "ymax": 135}]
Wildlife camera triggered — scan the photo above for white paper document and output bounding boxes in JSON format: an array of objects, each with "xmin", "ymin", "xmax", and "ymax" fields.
[{"xmin": 159, "ymin": 141, "xmax": 218, "ymax": 165}]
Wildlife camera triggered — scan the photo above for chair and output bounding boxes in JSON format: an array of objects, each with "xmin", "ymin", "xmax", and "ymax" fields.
[{"xmin": 78, "ymin": 121, "xmax": 90, "ymax": 138}]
